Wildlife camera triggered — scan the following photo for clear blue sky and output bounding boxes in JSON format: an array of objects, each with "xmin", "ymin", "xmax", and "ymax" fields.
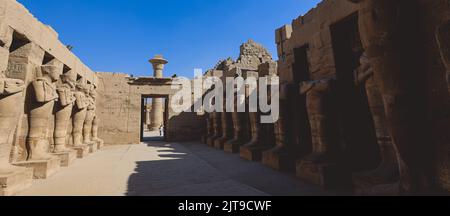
[{"xmin": 18, "ymin": 0, "xmax": 320, "ymax": 78}]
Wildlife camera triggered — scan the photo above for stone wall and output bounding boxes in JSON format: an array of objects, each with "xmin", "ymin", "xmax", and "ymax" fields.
[
  {"xmin": 96, "ymin": 72, "xmax": 206, "ymax": 145},
  {"xmin": 0, "ymin": 0, "xmax": 98, "ymax": 161},
  {"xmin": 274, "ymin": 0, "xmax": 450, "ymax": 194}
]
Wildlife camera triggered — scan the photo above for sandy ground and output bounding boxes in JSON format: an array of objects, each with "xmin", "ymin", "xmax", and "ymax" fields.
[{"xmin": 18, "ymin": 132, "xmax": 330, "ymax": 196}]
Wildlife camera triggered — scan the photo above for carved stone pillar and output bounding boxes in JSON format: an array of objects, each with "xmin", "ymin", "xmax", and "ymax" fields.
[
  {"xmin": 262, "ymin": 98, "xmax": 291, "ymax": 170},
  {"xmin": 432, "ymin": 0, "xmax": 450, "ymax": 193},
  {"xmin": 149, "ymin": 55, "xmax": 168, "ymax": 131},
  {"xmin": 27, "ymin": 64, "xmax": 61, "ymax": 161},
  {"xmin": 92, "ymin": 116, "xmax": 104, "ymax": 150},
  {"xmin": 72, "ymin": 79, "xmax": 89, "ymax": 158},
  {"xmin": 90, "ymin": 87, "xmax": 104, "ymax": 150},
  {"xmin": 51, "ymin": 66, "xmax": 77, "ymax": 167},
  {"xmin": 437, "ymin": 21, "xmax": 450, "ymax": 92},
  {"xmin": 352, "ymin": 53, "xmax": 399, "ymax": 194},
  {"xmin": 214, "ymin": 98, "xmax": 233, "ymax": 149},
  {"xmin": 53, "ymin": 70, "xmax": 75, "ymax": 152},
  {"xmin": 0, "ymin": 24, "xmax": 33, "ymax": 195},
  {"xmin": 83, "ymin": 85, "xmax": 97, "ymax": 153},
  {"xmin": 296, "ymin": 78, "xmax": 350, "ymax": 189},
  {"xmin": 223, "ymin": 94, "xmax": 248, "ymax": 153},
  {"xmin": 201, "ymin": 112, "xmax": 214, "ymax": 144},
  {"xmin": 206, "ymin": 111, "xmax": 221, "ymax": 146},
  {"xmin": 262, "ymin": 84, "xmax": 300, "ymax": 172},
  {"xmin": 240, "ymin": 86, "xmax": 274, "ymax": 162},
  {"xmin": 350, "ymin": 0, "xmax": 433, "ymax": 194}
]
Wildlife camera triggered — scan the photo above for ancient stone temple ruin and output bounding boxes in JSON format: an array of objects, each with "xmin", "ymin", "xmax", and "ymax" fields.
[{"xmin": 1, "ymin": 0, "xmax": 449, "ymax": 196}]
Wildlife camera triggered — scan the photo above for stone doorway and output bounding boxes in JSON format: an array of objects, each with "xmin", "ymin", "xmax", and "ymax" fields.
[
  {"xmin": 330, "ymin": 13, "xmax": 381, "ymax": 172},
  {"xmin": 141, "ymin": 95, "xmax": 169, "ymax": 142}
]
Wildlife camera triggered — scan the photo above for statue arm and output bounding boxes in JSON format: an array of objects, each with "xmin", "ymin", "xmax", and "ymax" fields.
[{"xmin": 299, "ymin": 81, "xmax": 315, "ymax": 95}]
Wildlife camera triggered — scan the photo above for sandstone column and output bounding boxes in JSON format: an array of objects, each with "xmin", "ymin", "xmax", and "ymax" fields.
[
  {"xmin": 223, "ymin": 91, "xmax": 249, "ymax": 153},
  {"xmin": 0, "ymin": 24, "xmax": 33, "ymax": 195},
  {"xmin": 296, "ymin": 77, "xmax": 350, "ymax": 189},
  {"xmin": 240, "ymin": 84, "xmax": 274, "ymax": 162},
  {"xmin": 214, "ymin": 97, "xmax": 233, "ymax": 149},
  {"xmin": 149, "ymin": 55, "xmax": 168, "ymax": 131},
  {"xmin": 72, "ymin": 79, "xmax": 89, "ymax": 158},
  {"xmin": 27, "ymin": 63, "xmax": 61, "ymax": 161},
  {"xmin": 352, "ymin": 52, "xmax": 399, "ymax": 193},
  {"xmin": 51, "ymin": 66, "xmax": 78, "ymax": 167},
  {"xmin": 90, "ymin": 87, "xmax": 104, "ymax": 150},
  {"xmin": 349, "ymin": 0, "xmax": 432, "ymax": 194},
  {"xmin": 262, "ymin": 84, "xmax": 301, "ymax": 172},
  {"xmin": 53, "ymin": 73, "xmax": 76, "ymax": 153},
  {"xmin": 206, "ymin": 111, "xmax": 221, "ymax": 146},
  {"xmin": 83, "ymin": 84, "xmax": 97, "ymax": 152},
  {"xmin": 202, "ymin": 112, "xmax": 214, "ymax": 144},
  {"xmin": 436, "ymin": 21, "xmax": 450, "ymax": 92}
]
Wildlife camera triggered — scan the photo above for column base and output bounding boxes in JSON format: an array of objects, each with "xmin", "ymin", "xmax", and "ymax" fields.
[
  {"xmin": 87, "ymin": 142, "xmax": 98, "ymax": 153},
  {"xmin": 206, "ymin": 136, "xmax": 219, "ymax": 147},
  {"xmin": 240, "ymin": 145, "xmax": 272, "ymax": 162},
  {"xmin": 296, "ymin": 159, "xmax": 351, "ymax": 190},
  {"xmin": 14, "ymin": 157, "xmax": 61, "ymax": 179},
  {"xmin": 72, "ymin": 145, "xmax": 90, "ymax": 159},
  {"xmin": 262, "ymin": 148, "xmax": 297, "ymax": 172},
  {"xmin": 213, "ymin": 137, "xmax": 228, "ymax": 150},
  {"xmin": 95, "ymin": 140, "xmax": 104, "ymax": 150},
  {"xmin": 51, "ymin": 150, "xmax": 77, "ymax": 167},
  {"xmin": 0, "ymin": 167, "xmax": 33, "ymax": 196},
  {"xmin": 352, "ymin": 167, "xmax": 400, "ymax": 195},
  {"xmin": 223, "ymin": 140, "xmax": 244, "ymax": 154}
]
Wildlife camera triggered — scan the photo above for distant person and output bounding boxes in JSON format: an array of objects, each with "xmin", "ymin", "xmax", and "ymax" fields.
[{"xmin": 159, "ymin": 125, "xmax": 164, "ymax": 137}]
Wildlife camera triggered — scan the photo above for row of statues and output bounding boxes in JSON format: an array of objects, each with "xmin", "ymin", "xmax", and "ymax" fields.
[{"xmin": 0, "ymin": 60, "xmax": 104, "ymax": 175}]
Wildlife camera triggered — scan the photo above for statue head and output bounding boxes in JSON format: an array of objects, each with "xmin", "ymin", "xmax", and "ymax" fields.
[
  {"xmin": 60, "ymin": 73, "xmax": 76, "ymax": 89},
  {"xmin": 41, "ymin": 65, "xmax": 62, "ymax": 82}
]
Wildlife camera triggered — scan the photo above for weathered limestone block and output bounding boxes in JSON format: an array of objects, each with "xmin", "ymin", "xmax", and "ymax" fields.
[
  {"xmin": 296, "ymin": 77, "xmax": 350, "ymax": 189},
  {"xmin": 0, "ymin": 24, "xmax": 33, "ymax": 195},
  {"xmin": 352, "ymin": 52, "xmax": 399, "ymax": 194},
  {"xmin": 350, "ymin": 0, "xmax": 433, "ymax": 194}
]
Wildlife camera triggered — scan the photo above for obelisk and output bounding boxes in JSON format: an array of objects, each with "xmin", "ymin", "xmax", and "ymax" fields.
[{"xmin": 149, "ymin": 55, "xmax": 168, "ymax": 131}]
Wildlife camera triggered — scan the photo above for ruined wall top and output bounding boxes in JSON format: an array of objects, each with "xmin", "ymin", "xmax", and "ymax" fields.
[
  {"xmin": 0, "ymin": 0, "xmax": 98, "ymax": 85},
  {"xmin": 236, "ymin": 39, "xmax": 273, "ymax": 69}
]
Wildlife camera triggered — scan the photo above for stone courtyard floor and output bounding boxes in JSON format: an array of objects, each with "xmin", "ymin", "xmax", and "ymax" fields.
[{"xmin": 18, "ymin": 132, "xmax": 331, "ymax": 196}]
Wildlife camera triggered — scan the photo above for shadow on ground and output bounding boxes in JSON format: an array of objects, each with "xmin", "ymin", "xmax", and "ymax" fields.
[{"xmin": 126, "ymin": 140, "xmax": 336, "ymax": 196}]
